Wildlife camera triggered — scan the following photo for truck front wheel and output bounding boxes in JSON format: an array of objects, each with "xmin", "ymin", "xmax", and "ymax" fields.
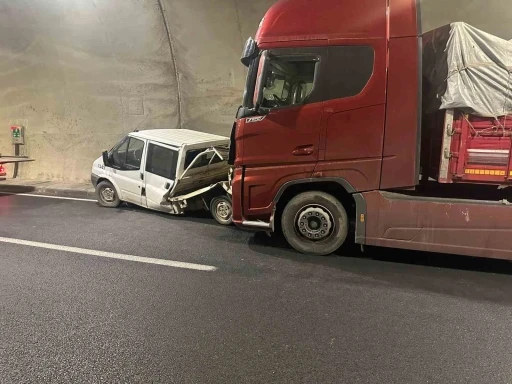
[{"xmin": 281, "ymin": 191, "xmax": 348, "ymax": 256}]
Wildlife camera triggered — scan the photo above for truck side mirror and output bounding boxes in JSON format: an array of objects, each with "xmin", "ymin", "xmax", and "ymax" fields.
[
  {"xmin": 241, "ymin": 37, "xmax": 258, "ymax": 67},
  {"xmin": 102, "ymin": 151, "xmax": 111, "ymax": 167}
]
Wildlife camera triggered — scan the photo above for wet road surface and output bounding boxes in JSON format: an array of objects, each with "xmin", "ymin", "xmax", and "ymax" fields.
[{"xmin": 1, "ymin": 193, "xmax": 512, "ymax": 383}]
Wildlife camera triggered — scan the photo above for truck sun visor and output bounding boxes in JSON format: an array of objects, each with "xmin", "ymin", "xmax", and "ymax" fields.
[{"xmin": 422, "ymin": 22, "xmax": 512, "ymax": 118}]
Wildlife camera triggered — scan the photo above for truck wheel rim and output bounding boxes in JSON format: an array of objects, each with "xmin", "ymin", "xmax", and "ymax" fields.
[
  {"xmin": 216, "ymin": 201, "xmax": 231, "ymax": 220},
  {"xmin": 101, "ymin": 187, "xmax": 115, "ymax": 202},
  {"xmin": 295, "ymin": 205, "xmax": 333, "ymax": 241}
]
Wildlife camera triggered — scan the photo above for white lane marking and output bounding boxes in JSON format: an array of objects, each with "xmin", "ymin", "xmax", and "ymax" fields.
[
  {"xmin": 0, "ymin": 192, "xmax": 96, "ymax": 202},
  {"xmin": 0, "ymin": 237, "xmax": 217, "ymax": 272}
]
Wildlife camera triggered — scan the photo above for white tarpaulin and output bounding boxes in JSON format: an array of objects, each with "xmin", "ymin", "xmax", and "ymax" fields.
[{"xmin": 423, "ymin": 22, "xmax": 512, "ymax": 117}]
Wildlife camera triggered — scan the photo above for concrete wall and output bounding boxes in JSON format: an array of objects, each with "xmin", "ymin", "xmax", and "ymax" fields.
[
  {"xmin": 0, "ymin": 0, "xmax": 508, "ymax": 182},
  {"xmin": 0, "ymin": 0, "xmax": 274, "ymax": 182},
  {"xmin": 420, "ymin": 0, "xmax": 512, "ymax": 39}
]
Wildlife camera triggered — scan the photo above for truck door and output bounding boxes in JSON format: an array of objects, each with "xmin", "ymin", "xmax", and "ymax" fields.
[
  {"xmin": 110, "ymin": 136, "xmax": 145, "ymax": 205},
  {"xmin": 144, "ymin": 142, "xmax": 179, "ymax": 210},
  {"xmin": 239, "ymin": 49, "xmax": 325, "ymax": 215}
]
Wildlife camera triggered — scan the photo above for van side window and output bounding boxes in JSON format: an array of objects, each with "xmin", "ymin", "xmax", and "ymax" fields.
[
  {"xmin": 261, "ymin": 57, "xmax": 317, "ymax": 109},
  {"xmin": 111, "ymin": 137, "xmax": 144, "ymax": 170},
  {"xmin": 146, "ymin": 144, "xmax": 178, "ymax": 180}
]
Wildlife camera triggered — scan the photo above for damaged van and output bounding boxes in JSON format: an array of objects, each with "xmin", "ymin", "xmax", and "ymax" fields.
[{"xmin": 91, "ymin": 129, "xmax": 233, "ymax": 225}]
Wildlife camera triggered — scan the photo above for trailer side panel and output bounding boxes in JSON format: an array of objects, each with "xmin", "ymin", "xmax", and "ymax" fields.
[{"xmin": 362, "ymin": 190, "xmax": 512, "ymax": 260}]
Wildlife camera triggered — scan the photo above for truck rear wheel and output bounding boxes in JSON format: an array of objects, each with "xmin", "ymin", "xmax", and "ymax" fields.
[
  {"xmin": 210, "ymin": 195, "xmax": 233, "ymax": 225},
  {"xmin": 281, "ymin": 191, "xmax": 348, "ymax": 256}
]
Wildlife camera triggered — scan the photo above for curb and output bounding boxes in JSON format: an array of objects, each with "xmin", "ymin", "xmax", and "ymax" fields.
[{"xmin": 0, "ymin": 184, "xmax": 96, "ymax": 200}]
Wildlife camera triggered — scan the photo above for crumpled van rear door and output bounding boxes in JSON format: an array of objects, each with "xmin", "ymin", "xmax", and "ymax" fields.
[{"xmin": 168, "ymin": 147, "xmax": 229, "ymax": 199}]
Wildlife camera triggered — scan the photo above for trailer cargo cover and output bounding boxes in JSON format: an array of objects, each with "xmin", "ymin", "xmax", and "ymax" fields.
[{"xmin": 423, "ymin": 22, "xmax": 512, "ymax": 117}]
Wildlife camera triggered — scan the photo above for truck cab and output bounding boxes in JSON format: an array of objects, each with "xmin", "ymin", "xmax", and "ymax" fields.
[{"xmin": 230, "ymin": 0, "xmax": 421, "ymax": 254}]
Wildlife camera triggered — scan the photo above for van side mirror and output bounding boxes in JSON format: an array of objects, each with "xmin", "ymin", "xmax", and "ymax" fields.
[{"xmin": 102, "ymin": 151, "xmax": 111, "ymax": 167}]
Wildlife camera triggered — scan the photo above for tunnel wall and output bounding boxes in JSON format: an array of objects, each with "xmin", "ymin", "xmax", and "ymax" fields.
[
  {"xmin": 0, "ymin": 0, "xmax": 274, "ymax": 182},
  {"xmin": 0, "ymin": 0, "xmax": 508, "ymax": 182},
  {"xmin": 419, "ymin": 0, "xmax": 512, "ymax": 39}
]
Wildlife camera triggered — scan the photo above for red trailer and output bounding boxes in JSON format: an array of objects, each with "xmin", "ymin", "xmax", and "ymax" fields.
[
  {"xmin": 423, "ymin": 111, "xmax": 512, "ymax": 185},
  {"xmin": 228, "ymin": 0, "xmax": 512, "ymax": 259}
]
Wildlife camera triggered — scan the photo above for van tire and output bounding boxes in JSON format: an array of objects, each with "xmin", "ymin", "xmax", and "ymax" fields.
[
  {"xmin": 281, "ymin": 191, "xmax": 348, "ymax": 256},
  {"xmin": 96, "ymin": 181, "xmax": 121, "ymax": 208},
  {"xmin": 210, "ymin": 195, "xmax": 233, "ymax": 225}
]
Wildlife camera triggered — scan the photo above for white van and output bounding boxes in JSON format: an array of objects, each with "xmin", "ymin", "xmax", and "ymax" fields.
[{"xmin": 91, "ymin": 129, "xmax": 233, "ymax": 225}]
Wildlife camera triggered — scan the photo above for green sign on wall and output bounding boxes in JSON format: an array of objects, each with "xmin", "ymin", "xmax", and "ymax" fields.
[{"xmin": 11, "ymin": 126, "xmax": 24, "ymax": 144}]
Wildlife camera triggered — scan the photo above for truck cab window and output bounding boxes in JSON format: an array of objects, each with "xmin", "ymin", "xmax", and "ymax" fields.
[{"xmin": 261, "ymin": 57, "xmax": 316, "ymax": 109}]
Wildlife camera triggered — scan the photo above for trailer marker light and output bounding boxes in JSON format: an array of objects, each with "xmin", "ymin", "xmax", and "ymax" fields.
[{"xmin": 464, "ymin": 169, "xmax": 507, "ymax": 176}]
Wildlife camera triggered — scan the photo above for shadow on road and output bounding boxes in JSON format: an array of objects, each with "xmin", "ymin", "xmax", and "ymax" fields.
[
  {"xmin": 115, "ymin": 202, "xmax": 224, "ymax": 228},
  {"xmin": 248, "ymin": 232, "xmax": 512, "ymax": 305},
  {"xmin": 248, "ymin": 231, "xmax": 512, "ymax": 276},
  {"xmin": 0, "ymin": 186, "xmax": 36, "ymax": 195},
  {"xmin": 120, "ymin": 201, "xmax": 512, "ymax": 278}
]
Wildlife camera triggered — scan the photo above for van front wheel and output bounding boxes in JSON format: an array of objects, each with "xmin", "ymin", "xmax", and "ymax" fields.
[
  {"xmin": 96, "ymin": 181, "xmax": 121, "ymax": 208},
  {"xmin": 281, "ymin": 191, "xmax": 348, "ymax": 256}
]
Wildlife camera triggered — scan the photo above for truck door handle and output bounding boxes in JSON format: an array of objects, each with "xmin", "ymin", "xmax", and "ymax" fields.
[
  {"xmin": 292, "ymin": 145, "xmax": 314, "ymax": 156},
  {"xmin": 140, "ymin": 173, "xmax": 144, "ymax": 180}
]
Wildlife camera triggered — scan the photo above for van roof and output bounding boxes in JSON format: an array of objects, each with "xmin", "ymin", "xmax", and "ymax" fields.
[{"xmin": 130, "ymin": 129, "xmax": 229, "ymax": 148}]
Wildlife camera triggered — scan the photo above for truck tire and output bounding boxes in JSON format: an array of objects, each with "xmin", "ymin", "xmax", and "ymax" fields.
[
  {"xmin": 96, "ymin": 181, "xmax": 121, "ymax": 208},
  {"xmin": 210, "ymin": 195, "xmax": 233, "ymax": 225},
  {"xmin": 281, "ymin": 191, "xmax": 348, "ymax": 256}
]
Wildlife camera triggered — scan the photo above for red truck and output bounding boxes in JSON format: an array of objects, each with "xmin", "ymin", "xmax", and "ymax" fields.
[{"xmin": 228, "ymin": 0, "xmax": 512, "ymax": 259}]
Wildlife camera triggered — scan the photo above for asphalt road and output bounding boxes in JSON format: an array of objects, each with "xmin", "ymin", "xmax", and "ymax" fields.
[{"xmin": 1, "ymin": 193, "xmax": 512, "ymax": 383}]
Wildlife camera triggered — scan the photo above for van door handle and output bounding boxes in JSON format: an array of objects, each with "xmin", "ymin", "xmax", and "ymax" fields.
[
  {"xmin": 140, "ymin": 173, "xmax": 144, "ymax": 180},
  {"xmin": 292, "ymin": 145, "xmax": 314, "ymax": 156}
]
